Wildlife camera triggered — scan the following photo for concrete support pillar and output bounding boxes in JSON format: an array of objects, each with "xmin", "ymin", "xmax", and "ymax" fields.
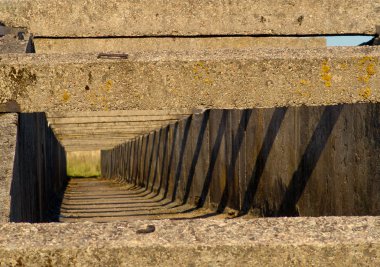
[{"xmin": 0, "ymin": 113, "xmax": 18, "ymax": 222}]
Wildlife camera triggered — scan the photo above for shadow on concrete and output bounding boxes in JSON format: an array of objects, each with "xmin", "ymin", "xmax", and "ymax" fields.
[
  {"xmin": 10, "ymin": 113, "xmax": 68, "ymax": 223},
  {"xmin": 277, "ymin": 105, "xmax": 344, "ymax": 216}
]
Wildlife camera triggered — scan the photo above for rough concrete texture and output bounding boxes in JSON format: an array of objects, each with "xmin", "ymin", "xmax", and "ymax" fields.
[
  {"xmin": 0, "ymin": 35, "xmax": 29, "ymax": 53},
  {"xmin": 0, "ymin": 217, "xmax": 379, "ymax": 266},
  {"xmin": 0, "ymin": 113, "xmax": 17, "ymax": 223},
  {"xmin": 0, "ymin": 0, "xmax": 380, "ymax": 36},
  {"xmin": 33, "ymin": 37, "xmax": 326, "ymax": 53},
  {"xmin": 1, "ymin": 47, "xmax": 380, "ymax": 112}
]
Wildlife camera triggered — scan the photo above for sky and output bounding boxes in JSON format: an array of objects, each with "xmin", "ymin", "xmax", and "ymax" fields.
[{"xmin": 326, "ymin": 36, "xmax": 373, "ymax": 46}]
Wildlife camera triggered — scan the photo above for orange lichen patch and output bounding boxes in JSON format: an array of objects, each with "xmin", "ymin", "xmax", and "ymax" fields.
[
  {"xmin": 321, "ymin": 60, "xmax": 332, "ymax": 87},
  {"xmin": 62, "ymin": 90, "xmax": 70, "ymax": 102},
  {"xmin": 367, "ymin": 63, "xmax": 376, "ymax": 77},
  {"xmin": 192, "ymin": 61, "xmax": 213, "ymax": 85},
  {"xmin": 358, "ymin": 87, "xmax": 372, "ymax": 99},
  {"xmin": 299, "ymin": 79, "xmax": 311, "ymax": 86},
  {"xmin": 338, "ymin": 62, "xmax": 349, "ymax": 70},
  {"xmin": 357, "ymin": 57, "xmax": 377, "ymax": 85},
  {"xmin": 358, "ymin": 56, "xmax": 377, "ymax": 66}
]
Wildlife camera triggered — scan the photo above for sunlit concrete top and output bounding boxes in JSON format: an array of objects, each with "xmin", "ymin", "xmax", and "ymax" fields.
[
  {"xmin": 0, "ymin": 0, "xmax": 379, "ymax": 37},
  {"xmin": 0, "ymin": 46, "xmax": 380, "ymax": 112},
  {"xmin": 0, "ymin": 217, "xmax": 379, "ymax": 266}
]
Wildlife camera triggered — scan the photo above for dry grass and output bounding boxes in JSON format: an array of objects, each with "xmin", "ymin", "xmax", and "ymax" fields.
[{"xmin": 66, "ymin": 151, "xmax": 101, "ymax": 177}]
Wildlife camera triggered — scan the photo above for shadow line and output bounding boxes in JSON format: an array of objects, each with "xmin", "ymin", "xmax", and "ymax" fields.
[
  {"xmin": 240, "ymin": 107, "xmax": 288, "ymax": 215},
  {"xmin": 277, "ymin": 105, "xmax": 344, "ymax": 216}
]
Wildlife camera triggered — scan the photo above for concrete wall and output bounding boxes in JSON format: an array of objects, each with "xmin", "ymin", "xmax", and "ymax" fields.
[
  {"xmin": 0, "ymin": 0, "xmax": 379, "ymax": 36},
  {"xmin": 33, "ymin": 37, "xmax": 326, "ymax": 54},
  {"xmin": 0, "ymin": 113, "xmax": 17, "ymax": 222},
  {"xmin": 102, "ymin": 103, "xmax": 380, "ymax": 216},
  {"xmin": 9, "ymin": 113, "xmax": 67, "ymax": 222},
  {"xmin": 1, "ymin": 47, "xmax": 380, "ymax": 112}
]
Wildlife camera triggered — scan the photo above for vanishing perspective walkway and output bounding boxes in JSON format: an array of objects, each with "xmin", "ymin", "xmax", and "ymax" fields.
[{"xmin": 60, "ymin": 178, "xmax": 229, "ymax": 223}]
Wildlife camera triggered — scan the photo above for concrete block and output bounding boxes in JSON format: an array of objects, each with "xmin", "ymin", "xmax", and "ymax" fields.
[
  {"xmin": 33, "ymin": 37, "xmax": 326, "ymax": 53},
  {"xmin": 1, "ymin": 47, "xmax": 380, "ymax": 112},
  {"xmin": 0, "ymin": 218, "xmax": 379, "ymax": 266},
  {"xmin": 0, "ymin": 113, "xmax": 17, "ymax": 222},
  {"xmin": 0, "ymin": 0, "xmax": 379, "ymax": 36}
]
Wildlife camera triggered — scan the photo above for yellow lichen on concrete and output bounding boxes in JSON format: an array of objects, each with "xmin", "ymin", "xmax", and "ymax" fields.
[
  {"xmin": 358, "ymin": 87, "xmax": 372, "ymax": 99},
  {"xmin": 62, "ymin": 90, "xmax": 70, "ymax": 102},
  {"xmin": 356, "ymin": 57, "xmax": 377, "ymax": 99},
  {"xmin": 294, "ymin": 79, "xmax": 312, "ymax": 97},
  {"xmin": 321, "ymin": 60, "xmax": 332, "ymax": 87},
  {"xmin": 193, "ymin": 62, "xmax": 214, "ymax": 85}
]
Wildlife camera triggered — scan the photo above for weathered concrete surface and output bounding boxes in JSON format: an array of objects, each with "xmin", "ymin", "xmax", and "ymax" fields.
[
  {"xmin": 0, "ymin": 217, "xmax": 379, "ymax": 266},
  {"xmin": 1, "ymin": 0, "xmax": 380, "ymax": 36},
  {"xmin": 0, "ymin": 113, "xmax": 17, "ymax": 223},
  {"xmin": 102, "ymin": 103, "xmax": 380, "ymax": 216},
  {"xmin": 1, "ymin": 47, "xmax": 380, "ymax": 112},
  {"xmin": 34, "ymin": 37, "xmax": 326, "ymax": 53},
  {"xmin": 0, "ymin": 35, "xmax": 29, "ymax": 53}
]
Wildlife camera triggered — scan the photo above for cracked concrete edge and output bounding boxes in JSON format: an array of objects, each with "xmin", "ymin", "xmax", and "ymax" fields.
[
  {"xmin": 0, "ymin": 0, "xmax": 379, "ymax": 37},
  {"xmin": 0, "ymin": 46, "xmax": 380, "ymax": 112},
  {"xmin": 0, "ymin": 217, "xmax": 379, "ymax": 266}
]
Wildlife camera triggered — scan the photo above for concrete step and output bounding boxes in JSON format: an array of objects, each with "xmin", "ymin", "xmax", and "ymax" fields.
[{"xmin": 0, "ymin": 217, "xmax": 379, "ymax": 266}]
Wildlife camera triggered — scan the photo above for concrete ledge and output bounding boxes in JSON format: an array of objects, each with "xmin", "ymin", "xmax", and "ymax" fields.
[
  {"xmin": 33, "ymin": 37, "xmax": 326, "ymax": 53},
  {"xmin": 1, "ymin": 47, "xmax": 380, "ymax": 112},
  {"xmin": 0, "ymin": 0, "xmax": 379, "ymax": 36},
  {"xmin": 0, "ymin": 217, "xmax": 379, "ymax": 266}
]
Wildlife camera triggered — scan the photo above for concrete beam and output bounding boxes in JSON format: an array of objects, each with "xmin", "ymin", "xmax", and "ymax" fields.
[
  {"xmin": 33, "ymin": 37, "xmax": 326, "ymax": 54},
  {"xmin": 53, "ymin": 128, "xmax": 167, "ymax": 135},
  {"xmin": 0, "ymin": 218, "xmax": 379, "ymax": 266},
  {"xmin": 48, "ymin": 115, "xmax": 190, "ymax": 124},
  {"xmin": 0, "ymin": 0, "xmax": 379, "ymax": 36},
  {"xmin": 1, "ymin": 47, "xmax": 380, "ymax": 112},
  {"xmin": 50, "ymin": 122, "xmax": 176, "ymax": 129},
  {"xmin": 46, "ymin": 109, "xmax": 196, "ymax": 118}
]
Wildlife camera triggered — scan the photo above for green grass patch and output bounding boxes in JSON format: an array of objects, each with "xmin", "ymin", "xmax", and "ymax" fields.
[{"xmin": 66, "ymin": 151, "xmax": 101, "ymax": 177}]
